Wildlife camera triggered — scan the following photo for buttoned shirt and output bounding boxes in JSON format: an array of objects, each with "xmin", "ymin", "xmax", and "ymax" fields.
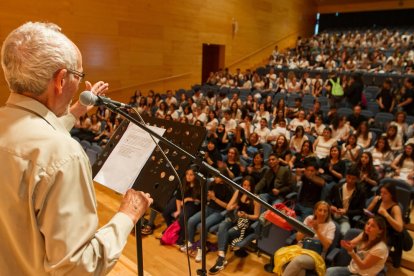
[{"xmin": 0, "ymin": 93, "xmax": 133, "ymax": 275}]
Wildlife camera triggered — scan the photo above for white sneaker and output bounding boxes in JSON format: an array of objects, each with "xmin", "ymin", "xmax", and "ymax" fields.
[
  {"xmin": 179, "ymin": 241, "xmax": 192, "ymax": 252},
  {"xmin": 195, "ymin": 248, "xmax": 202, "ymax": 262}
]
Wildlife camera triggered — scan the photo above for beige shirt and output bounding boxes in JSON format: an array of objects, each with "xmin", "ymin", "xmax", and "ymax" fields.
[{"xmin": 0, "ymin": 93, "xmax": 133, "ymax": 275}]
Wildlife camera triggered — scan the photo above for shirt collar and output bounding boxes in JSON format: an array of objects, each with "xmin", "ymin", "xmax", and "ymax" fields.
[{"xmin": 6, "ymin": 93, "xmax": 70, "ymax": 135}]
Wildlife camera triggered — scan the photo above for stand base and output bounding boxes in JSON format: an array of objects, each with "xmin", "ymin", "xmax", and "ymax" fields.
[
  {"xmin": 196, "ymin": 268, "xmax": 207, "ymax": 276},
  {"xmin": 234, "ymin": 249, "xmax": 249, "ymax": 258}
]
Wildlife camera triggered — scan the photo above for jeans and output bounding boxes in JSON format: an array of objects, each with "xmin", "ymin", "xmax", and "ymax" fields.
[
  {"xmin": 294, "ymin": 203, "xmax": 314, "ymax": 222},
  {"xmin": 321, "ymin": 181, "xmax": 337, "ymax": 201},
  {"xmin": 216, "ymin": 219, "xmax": 240, "ymax": 252},
  {"xmin": 259, "ymin": 193, "xmax": 284, "ymax": 213},
  {"xmin": 325, "ymin": 266, "xmax": 353, "ymax": 276},
  {"xmin": 176, "ymin": 202, "xmax": 201, "ymax": 245},
  {"xmin": 187, "ymin": 206, "xmax": 225, "ymax": 243},
  {"xmin": 282, "ymin": 254, "xmax": 315, "ymax": 276},
  {"xmin": 162, "ymin": 196, "xmax": 179, "ymax": 227}
]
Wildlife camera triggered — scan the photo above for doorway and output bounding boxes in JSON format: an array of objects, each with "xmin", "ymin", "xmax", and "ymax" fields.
[{"xmin": 201, "ymin": 44, "xmax": 225, "ymax": 84}]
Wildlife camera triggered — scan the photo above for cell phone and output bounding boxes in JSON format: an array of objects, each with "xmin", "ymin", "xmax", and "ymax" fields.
[{"xmin": 363, "ymin": 208, "xmax": 374, "ymax": 217}]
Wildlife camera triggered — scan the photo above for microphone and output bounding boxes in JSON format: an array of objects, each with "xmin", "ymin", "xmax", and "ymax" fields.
[{"xmin": 79, "ymin": 91, "xmax": 132, "ymax": 108}]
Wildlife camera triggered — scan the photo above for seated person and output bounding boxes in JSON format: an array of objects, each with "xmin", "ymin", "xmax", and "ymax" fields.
[
  {"xmin": 328, "ymin": 167, "xmax": 366, "ymax": 236},
  {"xmin": 209, "ymin": 177, "xmax": 260, "ymax": 273},
  {"xmin": 390, "ymin": 143, "xmax": 414, "ymax": 182},
  {"xmin": 272, "ymin": 134, "xmax": 292, "ymax": 166},
  {"xmin": 181, "ymin": 169, "xmax": 234, "ymax": 251},
  {"xmin": 268, "ymin": 119, "xmax": 291, "ymax": 145},
  {"xmin": 289, "ymin": 140, "xmax": 317, "ymax": 180},
  {"xmin": 203, "ymin": 138, "xmax": 223, "ymax": 169},
  {"xmin": 222, "ymin": 147, "xmax": 242, "ymax": 179},
  {"xmin": 370, "ymin": 136, "xmax": 394, "ymax": 179},
  {"xmin": 330, "ymin": 116, "xmax": 351, "ymax": 145},
  {"xmin": 289, "ymin": 126, "xmax": 308, "ymax": 153},
  {"xmin": 355, "ymin": 152, "xmax": 379, "ymax": 198},
  {"xmin": 172, "ymin": 169, "xmax": 201, "ymax": 246},
  {"xmin": 341, "ymin": 134, "xmax": 361, "ymax": 167},
  {"xmin": 268, "ymin": 201, "xmax": 336, "ymax": 276},
  {"xmin": 243, "ymin": 152, "xmax": 268, "ymax": 185},
  {"xmin": 294, "ymin": 161, "xmax": 325, "ymax": 221},
  {"xmin": 355, "ymin": 121, "xmax": 372, "ymax": 149},
  {"xmin": 254, "ymin": 153, "xmax": 293, "ymax": 209},
  {"xmin": 386, "ymin": 124, "xmax": 404, "ymax": 153},
  {"xmin": 313, "ymin": 127, "xmax": 338, "ymax": 160},
  {"xmin": 326, "ymin": 217, "xmax": 388, "ymax": 276},
  {"xmin": 319, "ymin": 145, "xmax": 346, "ymax": 200},
  {"xmin": 366, "ymin": 182, "xmax": 404, "ymax": 267},
  {"xmin": 241, "ymin": 133, "xmax": 263, "ymax": 165},
  {"xmin": 254, "ymin": 118, "xmax": 270, "ymax": 144}
]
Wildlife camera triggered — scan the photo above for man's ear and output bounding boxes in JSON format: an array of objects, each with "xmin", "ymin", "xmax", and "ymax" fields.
[{"xmin": 54, "ymin": 69, "xmax": 67, "ymax": 95}]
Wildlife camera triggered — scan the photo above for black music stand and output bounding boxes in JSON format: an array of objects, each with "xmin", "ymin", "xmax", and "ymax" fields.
[
  {"xmin": 92, "ymin": 103, "xmax": 315, "ymax": 276},
  {"xmin": 92, "ymin": 114, "xmax": 207, "ymax": 275}
]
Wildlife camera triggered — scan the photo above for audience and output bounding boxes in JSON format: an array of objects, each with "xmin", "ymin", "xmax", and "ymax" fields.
[{"xmin": 71, "ymin": 26, "xmax": 414, "ymax": 274}]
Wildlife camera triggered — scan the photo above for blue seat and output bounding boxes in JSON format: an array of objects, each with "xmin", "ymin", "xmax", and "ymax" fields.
[
  {"xmin": 374, "ymin": 112, "xmax": 394, "ymax": 131},
  {"xmin": 367, "ymin": 102, "xmax": 379, "ymax": 115},
  {"xmin": 337, "ymin": 107, "xmax": 353, "ymax": 118},
  {"xmin": 317, "ymin": 96, "xmax": 329, "ymax": 106},
  {"xmin": 406, "ymin": 115, "xmax": 414, "ymax": 125},
  {"xmin": 360, "ymin": 109, "xmax": 374, "ymax": 119}
]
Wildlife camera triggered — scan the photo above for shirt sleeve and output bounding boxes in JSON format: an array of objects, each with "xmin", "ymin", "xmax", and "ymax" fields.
[
  {"xmin": 38, "ymin": 152, "xmax": 134, "ymax": 275},
  {"xmin": 58, "ymin": 113, "xmax": 77, "ymax": 131},
  {"xmin": 369, "ymin": 242, "xmax": 388, "ymax": 259}
]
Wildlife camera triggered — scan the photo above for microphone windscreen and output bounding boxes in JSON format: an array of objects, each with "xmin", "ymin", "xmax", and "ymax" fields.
[{"xmin": 79, "ymin": 91, "xmax": 97, "ymax": 106}]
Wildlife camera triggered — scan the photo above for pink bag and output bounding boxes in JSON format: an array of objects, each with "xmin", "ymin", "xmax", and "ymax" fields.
[{"xmin": 160, "ymin": 220, "xmax": 181, "ymax": 245}]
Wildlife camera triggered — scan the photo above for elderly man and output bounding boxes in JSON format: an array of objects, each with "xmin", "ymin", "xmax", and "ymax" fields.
[{"xmin": 0, "ymin": 22, "xmax": 152, "ymax": 275}]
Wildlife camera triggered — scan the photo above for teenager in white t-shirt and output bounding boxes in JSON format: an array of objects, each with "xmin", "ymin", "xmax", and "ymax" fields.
[{"xmin": 326, "ymin": 217, "xmax": 388, "ymax": 276}]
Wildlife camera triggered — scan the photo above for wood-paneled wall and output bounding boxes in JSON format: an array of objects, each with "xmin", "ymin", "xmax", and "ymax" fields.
[
  {"xmin": 318, "ymin": 0, "xmax": 414, "ymax": 13},
  {"xmin": 0, "ymin": 0, "xmax": 316, "ymax": 105}
]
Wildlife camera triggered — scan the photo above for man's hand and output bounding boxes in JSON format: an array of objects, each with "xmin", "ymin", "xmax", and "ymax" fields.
[
  {"xmin": 119, "ymin": 189, "xmax": 153, "ymax": 224},
  {"xmin": 69, "ymin": 80, "xmax": 109, "ymax": 119}
]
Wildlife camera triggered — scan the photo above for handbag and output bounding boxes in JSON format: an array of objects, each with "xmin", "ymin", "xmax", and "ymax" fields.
[
  {"xmin": 263, "ymin": 202, "xmax": 296, "ymax": 231},
  {"xmin": 302, "ymin": 238, "xmax": 323, "ymax": 255},
  {"xmin": 402, "ymin": 229, "xmax": 413, "ymax": 252},
  {"xmin": 160, "ymin": 220, "xmax": 181, "ymax": 245}
]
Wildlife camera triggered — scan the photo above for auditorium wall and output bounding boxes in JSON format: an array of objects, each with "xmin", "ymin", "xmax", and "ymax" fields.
[
  {"xmin": 318, "ymin": 0, "xmax": 414, "ymax": 13},
  {"xmin": 0, "ymin": 0, "xmax": 316, "ymax": 105}
]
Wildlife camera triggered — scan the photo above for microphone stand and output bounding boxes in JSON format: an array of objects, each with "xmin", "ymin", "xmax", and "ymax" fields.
[{"xmin": 102, "ymin": 103, "xmax": 315, "ymax": 276}]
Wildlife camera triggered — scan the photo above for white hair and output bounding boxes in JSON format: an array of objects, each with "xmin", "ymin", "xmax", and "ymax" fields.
[{"xmin": 1, "ymin": 22, "xmax": 78, "ymax": 96}]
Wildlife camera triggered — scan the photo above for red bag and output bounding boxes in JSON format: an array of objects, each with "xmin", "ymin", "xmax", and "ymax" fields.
[
  {"xmin": 160, "ymin": 220, "xmax": 181, "ymax": 245},
  {"xmin": 264, "ymin": 202, "xmax": 296, "ymax": 231}
]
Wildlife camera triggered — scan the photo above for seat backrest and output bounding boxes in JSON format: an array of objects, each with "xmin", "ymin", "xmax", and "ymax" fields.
[
  {"xmin": 374, "ymin": 112, "xmax": 394, "ymax": 131},
  {"xmin": 396, "ymin": 187, "xmax": 411, "ymax": 224},
  {"xmin": 406, "ymin": 115, "xmax": 414, "ymax": 125},
  {"xmin": 337, "ymin": 107, "xmax": 353, "ymax": 118},
  {"xmin": 360, "ymin": 109, "xmax": 374, "ymax": 119},
  {"xmin": 327, "ymin": 221, "xmax": 342, "ymax": 254}
]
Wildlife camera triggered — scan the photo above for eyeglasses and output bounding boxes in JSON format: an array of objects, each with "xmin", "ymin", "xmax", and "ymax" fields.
[{"xmin": 67, "ymin": 68, "xmax": 86, "ymax": 82}]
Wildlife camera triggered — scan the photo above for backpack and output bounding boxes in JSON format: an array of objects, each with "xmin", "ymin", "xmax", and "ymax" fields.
[
  {"xmin": 160, "ymin": 220, "xmax": 181, "ymax": 245},
  {"xmin": 329, "ymin": 77, "xmax": 344, "ymax": 97}
]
